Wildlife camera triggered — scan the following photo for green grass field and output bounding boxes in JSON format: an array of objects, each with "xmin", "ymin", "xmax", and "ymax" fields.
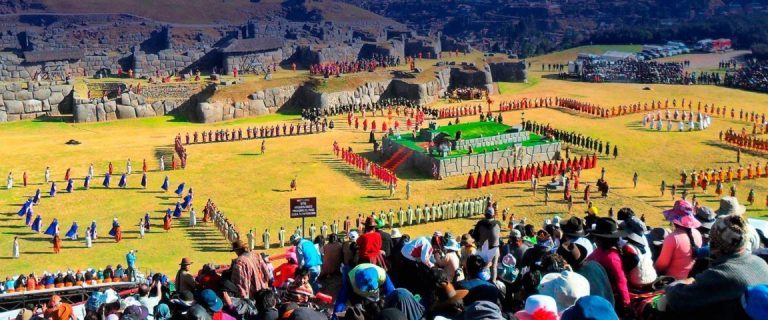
[
  {"xmin": 433, "ymin": 121, "xmax": 512, "ymax": 139},
  {"xmin": 1, "ymin": 46, "xmax": 768, "ymax": 277}
]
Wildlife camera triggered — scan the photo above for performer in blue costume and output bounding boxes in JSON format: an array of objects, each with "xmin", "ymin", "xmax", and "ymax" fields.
[
  {"xmin": 49, "ymin": 182, "xmax": 57, "ymax": 197},
  {"xmin": 161, "ymin": 176, "xmax": 169, "ymax": 192},
  {"xmin": 84, "ymin": 175, "xmax": 91, "ymax": 189},
  {"xmin": 174, "ymin": 182, "xmax": 185, "ymax": 197},
  {"xmin": 144, "ymin": 212, "xmax": 151, "ymax": 230},
  {"xmin": 31, "ymin": 215, "xmax": 42, "ymax": 232},
  {"xmin": 141, "ymin": 173, "xmax": 147, "ymax": 189},
  {"xmin": 102, "ymin": 173, "xmax": 111, "ymax": 188},
  {"xmin": 65, "ymin": 221, "xmax": 79, "ymax": 240},
  {"xmin": 181, "ymin": 192, "xmax": 193, "ymax": 210},
  {"xmin": 118, "ymin": 173, "xmax": 127, "ymax": 188},
  {"xmin": 33, "ymin": 188, "xmax": 41, "ymax": 204},
  {"xmin": 66, "ymin": 178, "xmax": 74, "ymax": 193},
  {"xmin": 44, "ymin": 218, "xmax": 59, "ymax": 236},
  {"xmin": 109, "ymin": 218, "xmax": 120, "ymax": 237},
  {"xmin": 25, "ymin": 205, "xmax": 33, "ymax": 225},
  {"xmin": 173, "ymin": 201, "xmax": 182, "ymax": 218},
  {"xmin": 17, "ymin": 199, "xmax": 32, "ymax": 216},
  {"xmin": 90, "ymin": 220, "xmax": 97, "ymax": 240}
]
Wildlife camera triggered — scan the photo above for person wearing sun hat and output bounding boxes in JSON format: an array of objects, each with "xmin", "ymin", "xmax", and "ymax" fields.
[
  {"xmin": 514, "ymin": 294, "xmax": 559, "ymax": 320},
  {"xmin": 695, "ymin": 206, "xmax": 717, "ymax": 245},
  {"xmin": 436, "ymin": 238, "xmax": 463, "ymax": 282},
  {"xmin": 655, "ymin": 199, "xmax": 703, "ymax": 280},
  {"xmin": 619, "ymin": 215, "xmax": 657, "ymax": 288},
  {"xmin": 333, "ymin": 263, "xmax": 395, "ymax": 316},
  {"xmin": 586, "ymin": 217, "xmax": 630, "ymax": 316},
  {"xmin": 539, "ymin": 270, "xmax": 591, "ymax": 312},
  {"xmin": 715, "ymin": 196, "xmax": 761, "ymax": 252},
  {"xmin": 661, "ymin": 214, "xmax": 768, "ymax": 319},
  {"xmin": 560, "ymin": 216, "xmax": 594, "ymax": 257}
]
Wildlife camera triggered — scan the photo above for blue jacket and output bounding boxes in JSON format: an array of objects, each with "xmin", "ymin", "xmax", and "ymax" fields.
[{"xmin": 296, "ymin": 239, "xmax": 322, "ymax": 268}]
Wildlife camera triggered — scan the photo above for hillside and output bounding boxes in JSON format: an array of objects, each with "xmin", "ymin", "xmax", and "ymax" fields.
[{"xmin": 0, "ymin": 0, "xmax": 400, "ymax": 25}]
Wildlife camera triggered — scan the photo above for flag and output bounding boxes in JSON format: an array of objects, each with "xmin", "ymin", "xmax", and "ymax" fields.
[
  {"xmin": 141, "ymin": 173, "xmax": 147, "ymax": 188},
  {"xmin": 44, "ymin": 218, "xmax": 59, "ymax": 236}
]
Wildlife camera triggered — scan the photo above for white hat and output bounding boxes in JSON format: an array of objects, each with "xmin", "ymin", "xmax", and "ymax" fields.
[
  {"xmin": 103, "ymin": 289, "xmax": 120, "ymax": 304},
  {"xmin": 391, "ymin": 228, "xmax": 402, "ymax": 238},
  {"xmin": 348, "ymin": 230, "xmax": 360, "ymax": 241},
  {"xmin": 515, "ymin": 295, "xmax": 559, "ymax": 320},
  {"xmin": 539, "ymin": 271, "xmax": 591, "ymax": 311}
]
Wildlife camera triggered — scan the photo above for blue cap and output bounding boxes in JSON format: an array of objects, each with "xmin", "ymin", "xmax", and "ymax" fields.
[
  {"xmin": 743, "ymin": 284, "xmax": 768, "ymax": 320},
  {"xmin": 561, "ymin": 296, "xmax": 618, "ymax": 320},
  {"xmin": 354, "ymin": 267, "xmax": 380, "ymax": 293},
  {"xmin": 199, "ymin": 289, "xmax": 223, "ymax": 312}
]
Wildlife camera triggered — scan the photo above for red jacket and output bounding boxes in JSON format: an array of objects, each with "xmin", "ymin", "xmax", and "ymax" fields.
[{"xmin": 357, "ymin": 231, "xmax": 382, "ymax": 261}]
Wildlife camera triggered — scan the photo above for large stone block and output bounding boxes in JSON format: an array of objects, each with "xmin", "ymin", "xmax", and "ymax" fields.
[
  {"xmin": 120, "ymin": 93, "xmax": 131, "ymax": 105},
  {"xmin": 49, "ymin": 92, "xmax": 65, "ymax": 106},
  {"xmin": 33, "ymin": 88, "xmax": 51, "ymax": 100},
  {"xmin": 135, "ymin": 104, "xmax": 156, "ymax": 118},
  {"xmin": 116, "ymin": 104, "xmax": 137, "ymax": 119},
  {"xmin": 15, "ymin": 90, "xmax": 32, "ymax": 100},
  {"xmin": 0, "ymin": 110, "xmax": 6, "ymax": 122},
  {"xmin": 74, "ymin": 103, "xmax": 97, "ymax": 123},
  {"xmin": 96, "ymin": 104, "xmax": 106, "ymax": 121},
  {"xmin": 196, "ymin": 102, "xmax": 223, "ymax": 123},
  {"xmin": 2, "ymin": 91, "xmax": 15, "ymax": 100},
  {"xmin": 5, "ymin": 100, "xmax": 22, "ymax": 114},
  {"xmin": 104, "ymin": 100, "xmax": 117, "ymax": 113},
  {"xmin": 23, "ymin": 100, "xmax": 42, "ymax": 113}
]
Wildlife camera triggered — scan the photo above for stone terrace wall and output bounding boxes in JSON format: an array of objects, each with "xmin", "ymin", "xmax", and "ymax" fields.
[
  {"xmin": 196, "ymin": 84, "xmax": 303, "ymax": 123},
  {"xmin": 489, "ymin": 61, "xmax": 528, "ymax": 82},
  {"xmin": 0, "ymin": 81, "xmax": 73, "ymax": 122},
  {"xmin": 72, "ymin": 91, "xmax": 181, "ymax": 123},
  {"xmin": 454, "ymin": 131, "xmax": 530, "ymax": 150},
  {"xmin": 382, "ymin": 137, "xmax": 561, "ymax": 179},
  {"xmin": 0, "ymin": 53, "xmax": 124, "ymax": 81},
  {"xmin": 133, "ymin": 49, "xmax": 205, "ymax": 77}
]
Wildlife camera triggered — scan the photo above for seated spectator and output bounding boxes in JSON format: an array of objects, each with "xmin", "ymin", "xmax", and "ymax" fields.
[
  {"xmin": 587, "ymin": 217, "xmax": 630, "ymax": 315},
  {"xmin": 655, "ymin": 200, "xmax": 702, "ymax": 280},
  {"xmin": 457, "ymin": 255, "xmax": 502, "ymax": 306},
  {"xmin": 661, "ymin": 214, "xmax": 768, "ymax": 318}
]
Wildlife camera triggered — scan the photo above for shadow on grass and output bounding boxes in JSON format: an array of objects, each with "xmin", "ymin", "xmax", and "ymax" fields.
[
  {"xmin": 315, "ymin": 155, "xmax": 386, "ymax": 191},
  {"xmin": 182, "ymin": 221, "xmax": 230, "ymax": 253}
]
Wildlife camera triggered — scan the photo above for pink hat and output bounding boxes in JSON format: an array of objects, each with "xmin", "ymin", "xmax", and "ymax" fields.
[
  {"xmin": 514, "ymin": 294, "xmax": 559, "ymax": 320},
  {"xmin": 663, "ymin": 200, "xmax": 701, "ymax": 229}
]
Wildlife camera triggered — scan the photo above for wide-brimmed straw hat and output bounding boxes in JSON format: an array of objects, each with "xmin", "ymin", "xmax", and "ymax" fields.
[
  {"xmin": 715, "ymin": 196, "xmax": 747, "ymax": 217},
  {"xmin": 663, "ymin": 200, "xmax": 701, "ymax": 229}
]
